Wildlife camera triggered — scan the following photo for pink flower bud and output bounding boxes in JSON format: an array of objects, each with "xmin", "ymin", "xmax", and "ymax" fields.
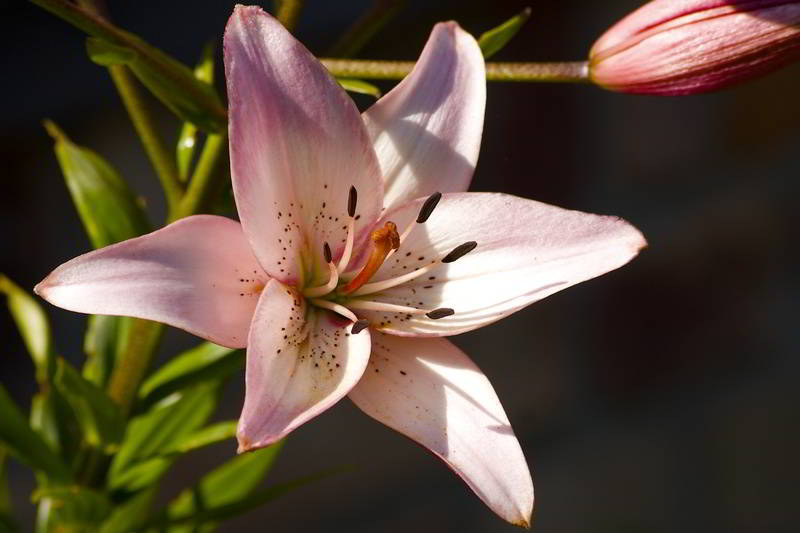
[{"xmin": 589, "ymin": 1, "xmax": 800, "ymax": 95}]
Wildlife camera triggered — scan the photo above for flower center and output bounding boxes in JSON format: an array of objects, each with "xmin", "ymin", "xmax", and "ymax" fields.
[{"xmin": 301, "ymin": 187, "xmax": 476, "ymax": 332}]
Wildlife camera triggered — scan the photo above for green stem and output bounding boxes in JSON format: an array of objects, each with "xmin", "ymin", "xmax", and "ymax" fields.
[
  {"xmin": 321, "ymin": 59, "xmax": 590, "ymax": 82},
  {"xmin": 70, "ymin": 0, "xmax": 171, "ymax": 420},
  {"xmin": 106, "ymin": 319, "xmax": 164, "ymax": 417},
  {"xmin": 276, "ymin": 0, "xmax": 305, "ymax": 32},
  {"xmin": 326, "ymin": 0, "xmax": 406, "ymax": 58},
  {"xmin": 74, "ymin": 0, "xmax": 183, "ymax": 214},
  {"xmin": 171, "ymin": 132, "xmax": 228, "ymax": 222},
  {"xmin": 108, "ymin": 65, "xmax": 183, "ymax": 213}
]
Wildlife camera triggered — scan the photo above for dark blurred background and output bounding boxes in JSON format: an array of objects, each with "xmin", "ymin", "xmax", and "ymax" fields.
[{"xmin": 2, "ymin": 0, "xmax": 799, "ymax": 531}]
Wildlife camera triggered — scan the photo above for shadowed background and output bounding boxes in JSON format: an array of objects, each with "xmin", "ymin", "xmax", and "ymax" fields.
[{"xmin": 2, "ymin": 0, "xmax": 799, "ymax": 531}]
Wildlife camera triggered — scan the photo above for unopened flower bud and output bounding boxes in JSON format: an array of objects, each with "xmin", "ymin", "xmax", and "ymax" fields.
[{"xmin": 589, "ymin": 0, "xmax": 800, "ymax": 95}]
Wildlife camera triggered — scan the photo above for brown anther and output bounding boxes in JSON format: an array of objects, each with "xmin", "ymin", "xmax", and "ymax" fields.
[{"xmin": 339, "ymin": 222, "xmax": 400, "ymax": 294}]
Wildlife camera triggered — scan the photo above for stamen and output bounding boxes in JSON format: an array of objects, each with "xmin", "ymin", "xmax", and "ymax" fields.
[
  {"xmin": 303, "ymin": 243, "xmax": 338, "ymax": 298},
  {"xmin": 350, "ymin": 241, "xmax": 477, "ymax": 297},
  {"xmin": 350, "ymin": 262, "xmax": 437, "ymax": 296},
  {"xmin": 339, "ymin": 222, "xmax": 400, "ymax": 295},
  {"xmin": 416, "ymin": 192, "xmax": 442, "ymax": 223},
  {"xmin": 426, "ymin": 308, "xmax": 454, "ymax": 319},
  {"xmin": 346, "ymin": 300, "xmax": 453, "ymax": 320},
  {"xmin": 347, "ymin": 186, "xmax": 357, "ymax": 217},
  {"xmin": 310, "ymin": 298, "xmax": 358, "ymax": 322},
  {"xmin": 351, "ymin": 319, "xmax": 369, "ymax": 334},
  {"xmin": 388, "ymin": 192, "xmax": 442, "ymax": 260},
  {"xmin": 337, "ymin": 186, "xmax": 358, "ymax": 273},
  {"xmin": 442, "ymin": 241, "xmax": 477, "ymax": 263}
]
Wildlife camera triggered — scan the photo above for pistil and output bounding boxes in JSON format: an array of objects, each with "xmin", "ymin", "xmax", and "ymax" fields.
[
  {"xmin": 303, "ymin": 242, "xmax": 339, "ymax": 298},
  {"xmin": 338, "ymin": 221, "xmax": 400, "ymax": 295}
]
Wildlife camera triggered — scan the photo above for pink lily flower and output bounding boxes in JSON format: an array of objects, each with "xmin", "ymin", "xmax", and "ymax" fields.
[
  {"xmin": 36, "ymin": 6, "xmax": 646, "ymax": 526},
  {"xmin": 590, "ymin": 0, "xmax": 800, "ymax": 95}
]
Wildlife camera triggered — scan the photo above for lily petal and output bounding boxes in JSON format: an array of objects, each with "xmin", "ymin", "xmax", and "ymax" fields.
[
  {"xmin": 35, "ymin": 215, "xmax": 266, "ymax": 348},
  {"xmin": 237, "ymin": 279, "xmax": 371, "ymax": 451},
  {"xmin": 355, "ymin": 192, "xmax": 646, "ymax": 336},
  {"xmin": 349, "ymin": 332, "xmax": 533, "ymax": 527},
  {"xmin": 363, "ymin": 22, "xmax": 486, "ymax": 211},
  {"xmin": 225, "ymin": 5, "xmax": 384, "ymax": 285}
]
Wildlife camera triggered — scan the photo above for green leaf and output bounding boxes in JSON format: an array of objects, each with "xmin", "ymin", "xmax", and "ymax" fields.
[
  {"xmin": 0, "ymin": 448, "xmax": 11, "ymax": 514},
  {"xmin": 153, "ymin": 467, "xmax": 341, "ymax": 529},
  {"xmin": 165, "ymin": 420, "xmax": 237, "ymax": 455},
  {"xmin": 177, "ymin": 42, "xmax": 216, "ymax": 181},
  {"xmin": 85, "ymin": 36, "xmax": 224, "ymax": 132},
  {"xmin": 83, "ymin": 315, "xmax": 133, "ymax": 388},
  {"xmin": 477, "ymin": 7, "xmax": 532, "ymax": 59},
  {"xmin": 109, "ymin": 384, "xmax": 218, "ymax": 491},
  {"xmin": 99, "ymin": 487, "xmax": 156, "ymax": 533},
  {"xmin": 29, "ymin": 392, "xmax": 81, "ymax": 467},
  {"xmin": 0, "ymin": 384, "xmax": 70, "ymax": 483},
  {"xmin": 44, "ymin": 121, "xmax": 150, "ymax": 250},
  {"xmin": 53, "ymin": 359, "xmax": 124, "ymax": 451},
  {"xmin": 337, "ymin": 77, "xmax": 382, "ymax": 98},
  {"xmin": 32, "ymin": 486, "xmax": 111, "ymax": 531},
  {"xmin": 85, "ymin": 36, "xmax": 136, "ymax": 65},
  {"xmin": 29, "ymin": 0, "xmax": 226, "ymax": 131},
  {"xmin": 139, "ymin": 343, "xmax": 243, "ymax": 407},
  {"xmin": 0, "ymin": 275, "xmax": 54, "ymax": 382},
  {"xmin": 165, "ymin": 441, "xmax": 283, "ymax": 533},
  {"xmin": 102, "ymin": 420, "xmax": 236, "ymax": 493}
]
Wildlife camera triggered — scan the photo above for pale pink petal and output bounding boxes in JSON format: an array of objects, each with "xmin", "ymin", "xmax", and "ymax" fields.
[
  {"xmin": 353, "ymin": 192, "xmax": 646, "ymax": 336},
  {"xmin": 363, "ymin": 22, "xmax": 485, "ymax": 211},
  {"xmin": 237, "ymin": 279, "xmax": 371, "ymax": 451},
  {"xmin": 35, "ymin": 216, "xmax": 266, "ymax": 348},
  {"xmin": 349, "ymin": 333, "xmax": 533, "ymax": 527},
  {"xmin": 225, "ymin": 6, "xmax": 384, "ymax": 286}
]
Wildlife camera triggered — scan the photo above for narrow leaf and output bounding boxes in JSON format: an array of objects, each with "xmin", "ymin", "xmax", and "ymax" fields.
[
  {"xmin": 53, "ymin": 359, "xmax": 124, "ymax": 451},
  {"xmin": 44, "ymin": 121, "xmax": 150, "ymax": 249},
  {"xmin": 177, "ymin": 42, "xmax": 216, "ymax": 181},
  {"xmin": 109, "ymin": 384, "xmax": 218, "ymax": 491},
  {"xmin": 85, "ymin": 36, "xmax": 136, "ymax": 65},
  {"xmin": 478, "ymin": 7, "xmax": 532, "ymax": 59},
  {"xmin": 337, "ymin": 77, "xmax": 382, "ymax": 98},
  {"xmin": 0, "ymin": 275, "xmax": 54, "ymax": 382},
  {"xmin": 155, "ymin": 467, "xmax": 341, "ymax": 528},
  {"xmin": 29, "ymin": 0, "xmax": 226, "ymax": 131},
  {"xmin": 83, "ymin": 314, "xmax": 133, "ymax": 388},
  {"xmin": 29, "ymin": 392, "xmax": 81, "ymax": 466},
  {"xmin": 0, "ymin": 384, "xmax": 70, "ymax": 482},
  {"xmin": 99, "ymin": 486, "xmax": 156, "ymax": 533},
  {"xmin": 165, "ymin": 420, "xmax": 237, "ymax": 455},
  {"xmin": 166, "ymin": 442, "xmax": 283, "ymax": 533},
  {"xmin": 0, "ymin": 448, "xmax": 11, "ymax": 514},
  {"xmin": 138, "ymin": 343, "xmax": 243, "ymax": 407},
  {"xmin": 32, "ymin": 486, "xmax": 111, "ymax": 530}
]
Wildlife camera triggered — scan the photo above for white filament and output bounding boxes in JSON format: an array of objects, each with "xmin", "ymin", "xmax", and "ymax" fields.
[
  {"xmin": 350, "ymin": 262, "xmax": 438, "ymax": 297},
  {"xmin": 310, "ymin": 298, "xmax": 358, "ymax": 322},
  {"xmin": 337, "ymin": 217, "xmax": 355, "ymax": 273},
  {"xmin": 346, "ymin": 299, "xmax": 429, "ymax": 315}
]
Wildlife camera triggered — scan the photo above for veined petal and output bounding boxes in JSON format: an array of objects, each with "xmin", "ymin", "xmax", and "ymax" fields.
[
  {"xmin": 237, "ymin": 279, "xmax": 371, "ymax": 451},
  {"xmin": 349, "ymin": 333, "xmax": 533, "ymax": 527},
  {"xmin": 353, "ymin": 192, "xmax": 646, "ymax": 336},
  {"xmin": 363, "ymin": 22, "xmax": 485, "ymax": 211},
  {"xmin": 225, "ymin": 6, "xmax": 384, "ymax": 286},
  {"xmin": 35, "ymin": 215, "xmax": 266, "ymax": 348}
]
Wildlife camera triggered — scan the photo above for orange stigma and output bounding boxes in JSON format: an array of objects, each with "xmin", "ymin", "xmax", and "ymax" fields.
[{"xmin": 339, "ymin": 222, "xmax": 400, "ymax": 295}]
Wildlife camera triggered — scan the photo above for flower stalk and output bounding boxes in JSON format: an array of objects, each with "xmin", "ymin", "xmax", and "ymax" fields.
[{"xmin": 321, "ymin": 58, "xmax": 589, "ymax": 82}]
